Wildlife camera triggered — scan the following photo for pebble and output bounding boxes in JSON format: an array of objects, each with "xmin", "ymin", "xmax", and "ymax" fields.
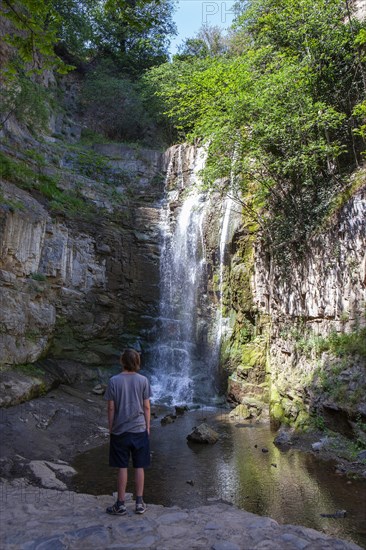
[{"xmin": 0, "ymin": 481, "xmax": 362, "ymax": 550}]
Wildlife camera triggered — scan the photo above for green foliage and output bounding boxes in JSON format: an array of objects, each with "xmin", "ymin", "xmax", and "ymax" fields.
[
  {"xmin": 79, "ymin": 128, "xmax": 112, "ymax": 145},
  {"xmin": 50, "ymin": 0, "xmax": 176, "ymax": 74},
  {"xmin": 91, "ymin": 0, "xmax": 176, "ymax": 74},
  {"xmin": 1, "ymin": 0, "xmax": 176, "ymax": 76},
  {"xmin": 0, "ymin": 151, "xmax": 35, "ymax": 187},
  {"xmin": 322, "ymin": 167, "xmax": 366, "ymax": 226},
  {"xmin": 0, "ymin": 0, "xmax": 72, "ymax": 74},
  {"xmin": 0, "ymin": 150, "xmax": 94, "ymax": 217},
  {"xmin": 73, "ymin": 149, "xmax": 109, "ymax": 179},
  {"xmin": 0, "ymin": 71, "xmax": 51, "ymax": 132},
  {"xmin": 146, "ymin": 0, "xmax": 366, "ymax": 264},
  {"xmin": 0, "ymin": 189, "xmax": 24, "ymax": 211},
  {"xmin": 52, "ymin": 0, "xmax": 98, "ymax": 62},
  {"xmin": 322, "ymin": 329, "xmax": 366, "ymax": 358},
  {"xmin": 310, "ymin": 413, "xmax": 326, "ymax": 431},
  {"xmin": 353, "ymin": 100, "xmax": 366, "ymax": 140},
  {"xmin": 30, "ymin": 272, "xmax": 47, "ymax": 281},
  {"xmin": 80, "ymin": 62, "xmax": 160, "ymax": 143},
  {"xmin": 175, "ymin": 24, "xmax": 228, "ymax": 61},
  {"xmin": 295, "ymin": 327, "xmax": 366, "ymax": 359}
]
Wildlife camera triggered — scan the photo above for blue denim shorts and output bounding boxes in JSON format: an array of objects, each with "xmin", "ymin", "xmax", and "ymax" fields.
[{"xmin": 109, "ymin": 431, "xmax": 150, "ymax": 468}]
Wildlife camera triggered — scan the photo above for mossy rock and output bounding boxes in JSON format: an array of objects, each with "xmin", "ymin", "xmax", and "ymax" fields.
[
  {"xmin": 229, "ymin": 404, "xmax": 251, "ymax": 419},
  {"xmin": 271, "ymin": 402, "xmax": 286, "ymax": 422},
  {"xmin": 237, "ymin": 364, "xmax": 253, "ymax": 378},
  {"xmin": 270, "ymin": 386, "xmax": 281, "ymax": 403},
  {"xmin": 241, "ymin": 338, "xmax": 267, "ymax": 368},
  {"xmin": 294, "ymin": 410, "xmax": 310, "ymax": 430}
]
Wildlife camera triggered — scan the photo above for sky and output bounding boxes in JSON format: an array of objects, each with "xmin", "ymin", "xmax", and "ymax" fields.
[{"xmin": 169, "ymin": 0, "xmax": 237, "ymax": 55}]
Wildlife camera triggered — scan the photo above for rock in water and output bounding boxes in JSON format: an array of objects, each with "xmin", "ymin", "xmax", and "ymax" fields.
[
  {"xmin": 175, "ymin": 405, "xmax": 189, "ymax": 415},
  {"xmin": 161, "ymin": 414, "xmax": 176, "ymax": 425},
  {"xmin": 274, "ymin": 428, "xmax": 293, "ymax": 446},
  {"xmin": 187, "ymin": 423, "xmax": 219, "ymax": 444}
]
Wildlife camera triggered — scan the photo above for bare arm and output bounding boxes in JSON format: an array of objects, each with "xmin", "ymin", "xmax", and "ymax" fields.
[
  {"xmin": 107, "ymin": 400, "xmax": 115, "ymax": 433},
  {"xmin": 143, "ymin": 398, "xmax": 151, "ymax": 435}
]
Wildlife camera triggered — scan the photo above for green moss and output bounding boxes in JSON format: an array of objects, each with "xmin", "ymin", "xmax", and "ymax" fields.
[
  {"xmin": 271, "ymin": 402, "xmax": 285, "ymax": 422},
  {"xmin": 270, "ymin": 386, "xmax": 281, "ymax": 403},
  {"xmin": 30, "ymin": 272, "xmax": 47, "ymax": 282},
  {"xmin": 0, "ymin": 190, "xmax": 25, "ymax": 211},
  {"xmin": 294, "ymin": 410, "xmax": 310, "ymax": 430},
  {"xmin": 14, "ymin": 363, "xmax": 44, "ymax": 377},
  {"xmin": 0, "ymin": 151, "xmax": 35, "ymax": 188},
  {"xmin": 241, "ymin": 337, "xmax": 266, "ymax": 368}
]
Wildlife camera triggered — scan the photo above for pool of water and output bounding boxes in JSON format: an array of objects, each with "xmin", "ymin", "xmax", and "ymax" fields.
[{"xmin": 72, "ymin": 409, "xmax": 366, "ymax": 547}]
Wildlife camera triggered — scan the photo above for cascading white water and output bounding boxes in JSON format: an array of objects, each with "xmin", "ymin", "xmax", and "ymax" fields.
[
  {"xmin": 148, "ymin": 190, "xmax": 211, "ymax": 405},
  {"xmin": 146, "ymin": 146, "xmax": 221, "ymax": 405},
  {"xmin": 216, "ymin": 146, "xmax": 240, "ymax": 345},
  {"xmin": 217, "ymin": 196, "xmax": 234, "ymax": 342}
]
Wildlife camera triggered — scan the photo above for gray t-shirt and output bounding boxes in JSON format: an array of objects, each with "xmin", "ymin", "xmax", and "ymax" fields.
[{"xmin": 105, "ymin": 372, "xmax": 152, "ymax": 435}]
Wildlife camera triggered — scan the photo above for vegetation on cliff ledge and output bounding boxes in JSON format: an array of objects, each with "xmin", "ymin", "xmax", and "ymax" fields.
[{"xmin": 147, "ymin": 0, "xmax": 366, "ymax": 261}]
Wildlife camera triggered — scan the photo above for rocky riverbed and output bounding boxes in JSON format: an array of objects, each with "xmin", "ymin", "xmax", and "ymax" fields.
[{"xmin": 0, "ymin": 374, "xmax": 365, "ymax": 549}]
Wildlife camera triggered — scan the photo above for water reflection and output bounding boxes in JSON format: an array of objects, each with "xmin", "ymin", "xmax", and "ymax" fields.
[{"xmin": 72, "ymin": 409, "xmax": 366, "ymax": 547}]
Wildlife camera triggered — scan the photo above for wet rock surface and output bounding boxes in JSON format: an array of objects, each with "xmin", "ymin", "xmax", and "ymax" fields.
[
  {"xmin": 187, "ymin": 422, "xmax": 220, "ymax": 444},
  {"xmin": 0, "ymin": 380, "xmax": 107, "ymax": 464},
  {"xmin": 0, "ymin": 383, "xmax": 365, "ymax": 548},
  {"xmin": 0, "ymin": 481, "xmax": 362, "ymax": 550}
]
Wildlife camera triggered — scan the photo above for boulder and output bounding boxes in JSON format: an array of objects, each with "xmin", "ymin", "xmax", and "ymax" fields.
[
  {"xmin": 161, "ymin": 414, "xmax": 176, "ymax": 425},
  {"xmin": 187, "ymin": 423, "xmax": 219, "ymax": 444},
  {"xmin": 175, "ymin": 405, "xmax": 189, "ymax": 415},
  {"xmin": 229, "ymin": 404, "xmax": 251, "ymax": 420},
  {"xmin": 274, "ymin": 428, "xmax": 293, "ymax": 446}
]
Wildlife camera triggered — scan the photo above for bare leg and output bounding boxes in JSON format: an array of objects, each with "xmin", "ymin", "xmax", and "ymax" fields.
[
  {"xmin": 135, "ymin": 468, "xmax": 144, "ymax": 498},
  {"xmin": 117, "ymin": 468, "xmax": 128, "ymax": 501}
]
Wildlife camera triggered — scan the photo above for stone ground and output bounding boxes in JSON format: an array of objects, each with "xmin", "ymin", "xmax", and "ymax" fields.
[
  {"xmin": 0, "ymin": 480, "xmax": 362, "ymax": 550},
  {"xmin": 0, "ymin": 378, "xmax": 365, "ymax": 549}
]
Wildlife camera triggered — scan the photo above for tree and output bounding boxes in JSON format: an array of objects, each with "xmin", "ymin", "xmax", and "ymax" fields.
[
  {"xmin": 0, "ymin": 0, "xmax": 69, "ymax": 74},
  {"xmin": 175, "ymin": 24, "xmax": 228, "ymax": 60},
  {"xmin": 0, "ymin": 0, "xmax": 176, "ymax": 75},
  {"xmin": 146, "ymin": 0, "xmax": 366, "ymax": 261},
  {"xmin": 89, "ymin": 0, "xmax": 176, "ymax": 74}
]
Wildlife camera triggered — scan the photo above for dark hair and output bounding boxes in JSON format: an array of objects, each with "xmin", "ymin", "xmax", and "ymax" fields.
[{"xmin": 120, "ymin": 348, "xmax": 141, "ymax": 372}]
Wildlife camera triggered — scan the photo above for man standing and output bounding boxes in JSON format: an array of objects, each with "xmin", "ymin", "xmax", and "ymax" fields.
[{"xmin": 105, "ymin": 348, "xmax": 151, "ymax": 515}]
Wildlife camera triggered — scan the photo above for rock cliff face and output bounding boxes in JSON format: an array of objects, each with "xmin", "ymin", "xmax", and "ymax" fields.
[
  {"xmin": 225, "ymin": 172, "xmax": 366, "ymax": 438},
  {"xmin": 1, "ymin": 114, "xmax": 365, "ymax": 442},
  {"xmin": 0, "ymin": 138, "xmax": 164, "ymax": 376}
]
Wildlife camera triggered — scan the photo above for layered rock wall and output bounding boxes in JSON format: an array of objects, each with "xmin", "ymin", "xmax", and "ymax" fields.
[
  {"xmin": 225, "ymin": 172, "xmax": 366, "ymax": 436},
  {"xmin": 0, "ymin": 142, "xmax": 164, "ymax": 370}
]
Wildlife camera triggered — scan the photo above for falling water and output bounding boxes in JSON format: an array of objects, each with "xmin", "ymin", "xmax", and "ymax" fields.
[
  {"xmin": 146, "ymin": 147, "xmax": 218, "ymax": 405},
  {"xmin": 177, "ymin": 145, "xmax": 185, "ymax": 189},
  {"xmin": 217, "ymin": 196, "xmax": 234, "ymax": 342}
]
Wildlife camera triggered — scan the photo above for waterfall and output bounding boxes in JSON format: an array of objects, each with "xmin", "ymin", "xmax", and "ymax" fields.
[
  {"xmin": 146, "ymin": 146, "xmax": 218, "ymax": 406},
  {"xmin": 216, "ymin": 146, "xmax": 240, "ymax": 344},
  {"xmin": 217, "ymin": 196, "xmax": 234, "ymax": 342}
]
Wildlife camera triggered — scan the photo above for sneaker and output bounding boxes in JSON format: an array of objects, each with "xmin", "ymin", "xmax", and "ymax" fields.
[
  {"xmin": 106, "ymin": 501, "xmax": 127, "ymax": 515},
  {"xmin": 135, "ymin": 502, "xmax": 147, "ymax": 514}
]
